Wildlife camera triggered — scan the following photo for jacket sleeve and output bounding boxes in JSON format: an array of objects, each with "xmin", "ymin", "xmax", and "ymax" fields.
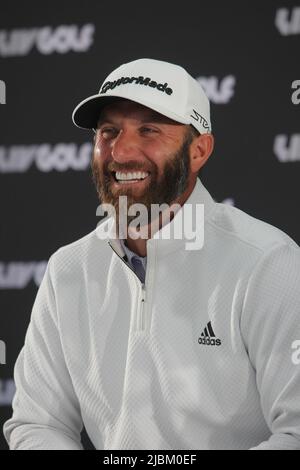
[
  {"xmin": 241, "ymin": 242, "xmax": 300, "ymax": 450},
  {"xmin": 3, "ymin": 255, "xmax": 83, "ymax": 450}
]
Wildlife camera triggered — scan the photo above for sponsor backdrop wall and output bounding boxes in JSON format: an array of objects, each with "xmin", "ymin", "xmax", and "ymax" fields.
[{"xmin": 0, "ymin": 0, "xmax": 299, "ymax": 450}]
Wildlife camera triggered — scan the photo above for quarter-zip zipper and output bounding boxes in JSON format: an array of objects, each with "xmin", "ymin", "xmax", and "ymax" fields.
[
  {"xmin": 139, "ymin": 284, "xmax": 146, "ymax": 330},
  {"xmin": 108, "ymin": 241, "xmax": 147, "ymax": 331}
]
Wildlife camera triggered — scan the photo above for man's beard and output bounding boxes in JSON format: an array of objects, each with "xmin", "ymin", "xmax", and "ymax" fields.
[{"xmin": 91, "ymin": 131, "xmax": 192, "ymax": 235}]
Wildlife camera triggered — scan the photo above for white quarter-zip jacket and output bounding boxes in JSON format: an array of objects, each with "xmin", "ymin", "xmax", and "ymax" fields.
[{"xmin": 3, "ymin": 179, "xmax": 300, "ymax": 450}]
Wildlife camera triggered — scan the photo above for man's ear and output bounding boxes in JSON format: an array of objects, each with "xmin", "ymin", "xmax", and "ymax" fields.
[{"xmin": 190, "ymin": 133, "xmax": 214, "ymax": 173}]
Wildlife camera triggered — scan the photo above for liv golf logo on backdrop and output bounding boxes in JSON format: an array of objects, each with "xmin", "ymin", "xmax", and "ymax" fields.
[
  {"xmin": 0, "ymin": 380, "xmax": 15, "ymax": 406},
  {"xmin": 275, "ymin": 7, "xmax": 300, "ymax": 35},
  {"xmin": 197, "ymin": 75, "xmax": 236, "ymax": 104},
  {"xmin": 0, "ymin": 80, "xmax": 5, "ymax": 104},
  {"xmin": 292, "ymin": 80, "xmax": 300, "ymax": 105},
  {"xmin": 0, "ymin": 340, "xmax": 6, "ymax": 365},
  {"xmin": 0, "ymin": 261, "xmax": 47, "ymax": 289},
  {"xmin": 0, "ymin": 24, "xmax": 95, "ymax": 57},
  {"xmin": 0, "ymin": 143, "xmax": 92, "ymax": 173},
  {"xmin": 274, "ymin": 134, "xmax": 300, "ymax": 162}
]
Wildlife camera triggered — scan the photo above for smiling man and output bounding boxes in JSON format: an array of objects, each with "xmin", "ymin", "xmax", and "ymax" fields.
[
  {"xmin": 4, "ymin": 59, "xmax": 300, "ymax": 450},
  {"xmin": 91, "ymin": 99, "xmax": 212, "ymax": 256}
]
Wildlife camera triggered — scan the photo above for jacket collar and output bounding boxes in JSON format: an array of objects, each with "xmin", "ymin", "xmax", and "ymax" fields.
[{"xmin": 96, "ymin": 178, "xmax": 216, "ymax": 258}]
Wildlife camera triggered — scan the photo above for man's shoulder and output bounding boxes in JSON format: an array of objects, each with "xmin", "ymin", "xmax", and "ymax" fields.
[
  {"xmin": 209, "ymin": 202, "xmax": 299, "ymax": 255},
  {"xmin": 49, "ymin": 218, "xmax": 111, "ymax": 274}
]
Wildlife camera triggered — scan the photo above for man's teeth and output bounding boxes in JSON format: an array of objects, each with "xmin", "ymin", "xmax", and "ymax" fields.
[{"xmin": 115, "ymin": 171, "xmax": 149, "ymax": 181}]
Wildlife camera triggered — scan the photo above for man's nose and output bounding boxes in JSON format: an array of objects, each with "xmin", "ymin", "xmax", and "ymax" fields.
[{"xmin": 111, "ymin": 129, "xmax": 142, "ymax": 162}]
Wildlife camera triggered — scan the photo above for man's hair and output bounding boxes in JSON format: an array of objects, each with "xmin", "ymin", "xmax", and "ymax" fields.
[
  {"xmin": 186, "ymin": 125, "xmax": 203, "ymax": 177},
  {"xmin": 188, "ymin": 125, "xmax": 201, "ymax": 140}
]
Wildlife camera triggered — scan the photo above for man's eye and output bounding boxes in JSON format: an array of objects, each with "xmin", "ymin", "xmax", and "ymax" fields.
[
  {"xmin": 100, "ymin": 128, "xmax": 118, "ymax": 138},
  {"xmin": 140, "ymin": 127, "xmax": 158, "ymax": 134}
]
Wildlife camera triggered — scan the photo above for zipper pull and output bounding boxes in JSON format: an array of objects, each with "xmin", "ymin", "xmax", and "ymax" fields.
[
  {"xmin": 141, "ymin": 284, "xmax": 146, "ymax": 300},
  {"xmin": 140, "ymin": 284, "xmax": 146, "ymax": 330}
]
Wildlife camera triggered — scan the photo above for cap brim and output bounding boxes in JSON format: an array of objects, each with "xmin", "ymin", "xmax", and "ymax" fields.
[
  {"xmin": 72, "ymin": 95, "xmax": 128, "ymax": 130},
  {"xmin": 72, "ymin": 93, "xmax": 190, "ymax": 130}
]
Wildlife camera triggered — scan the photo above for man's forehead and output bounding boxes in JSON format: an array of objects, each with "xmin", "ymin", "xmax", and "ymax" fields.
[{"xmin": 97, "ymin": 99, "xmax": 179, "ymax": 126}]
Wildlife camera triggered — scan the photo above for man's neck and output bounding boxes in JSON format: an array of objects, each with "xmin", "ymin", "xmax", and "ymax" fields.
[
  {"xmin": 124, "ymin": 178, "xmax": 197, "ymax": 257},
  {"xmin": 125, "ymin": 237, "xmax": 147, "ymax": 258}
]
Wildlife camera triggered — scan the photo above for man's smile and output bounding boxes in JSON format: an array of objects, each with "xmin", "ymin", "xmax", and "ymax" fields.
[{"xmin": 111, "ymin": 170, "xmax": 152, "ymax": 188}]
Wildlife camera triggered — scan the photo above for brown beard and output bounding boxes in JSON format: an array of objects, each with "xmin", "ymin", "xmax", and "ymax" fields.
[{"xmin": 91, "ymin": 130, "xmax": 193, "ymax": 234}]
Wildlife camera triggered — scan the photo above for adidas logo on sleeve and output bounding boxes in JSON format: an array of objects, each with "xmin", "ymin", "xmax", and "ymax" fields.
[{"xmin": 198, "ymin": 321, "xmax": 222, "ymax": 346}]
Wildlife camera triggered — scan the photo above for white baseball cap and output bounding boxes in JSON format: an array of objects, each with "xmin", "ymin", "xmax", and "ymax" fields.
[{"xmin": 72, "ymin": 58, "xmax": 212, "ymax": 134}]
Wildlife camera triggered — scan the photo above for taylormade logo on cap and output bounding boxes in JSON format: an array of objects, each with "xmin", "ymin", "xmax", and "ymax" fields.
[
  {"xmin": 100, "ymin": 76, "xmax": 173, "ymax": 96},
  {"xmin": 72, "ymin": 58, "xmax": 212, "ymax": 135}
]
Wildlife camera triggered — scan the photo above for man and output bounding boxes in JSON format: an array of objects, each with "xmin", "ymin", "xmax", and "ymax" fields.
[{"xmin": 4, "ymin": 58, "xmax": 300, "ymax": 450}]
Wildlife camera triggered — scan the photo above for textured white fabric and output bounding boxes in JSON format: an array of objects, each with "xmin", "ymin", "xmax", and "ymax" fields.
[{"xmin": 3, "ymin": 179, "xmax": 300, "ymax": 450}]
